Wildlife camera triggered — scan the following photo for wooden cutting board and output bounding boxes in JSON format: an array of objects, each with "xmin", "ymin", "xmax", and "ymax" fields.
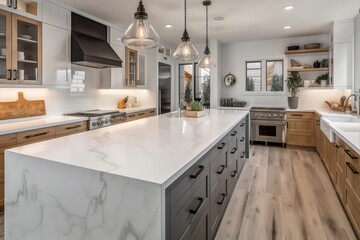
[{"xmin": 0, "ymin": 92, "xmax": 46, "ymax": 120}]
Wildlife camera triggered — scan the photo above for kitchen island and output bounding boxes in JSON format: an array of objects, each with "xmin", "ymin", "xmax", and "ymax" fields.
[{"xmin": 5, "ymin": 109, "xmax": 249, "ymax": 240}]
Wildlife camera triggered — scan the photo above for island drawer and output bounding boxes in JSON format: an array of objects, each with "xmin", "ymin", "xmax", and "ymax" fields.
[
  {"xmin": 180, "ymin": 210, "xmax": 208, "ymax": 240},
  {"xmin": 55, "ymin": 121, "xmax": 88, "ymax": 137},
  {"xmin": 17, "ymin": 127, "xmax": 56, "ymax": 145},
  {"xmin": 239, "ymin": 118, "xmax": 247, "ymax": 133},
  {"xmin": 345, "ymin": 183, "xmax": 360, "ymax": 237},
  {"xmin": 210, "ymin": 136, "xmax": 227, "ymax": 162},
  {"xmin": 286, "ymin": 112, "xmax": 314, "ymax": 119},
  {"xmin": 169, "ymin": 154, "xmax": 209, "ymax": 206},
  {"xmin": 210, "ymin": 177, "xmax": 227, "ymax": 237},
  {"xmin": 228, "ymin": 125, "xmax": 239, "ymax": 145},
  {"xmin": 227, "ymin": 158, "xmax": 238, "ymax": 194},
  {"xmin": 210, "ymin": 148, "xmax": 227, "ymax": 191},
  {"xmin": 227, "ymin": 139, "xmax": 238, "ymax": 167},
  {"xmin": 0, "ymin": 133, "xmax": 17, "ymax": 149},
  {"xmin": 170, "ymin": 174, "xmax": 208, "ymax": 240}
]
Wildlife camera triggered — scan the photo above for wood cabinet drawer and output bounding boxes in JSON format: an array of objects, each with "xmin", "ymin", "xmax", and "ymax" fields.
[
  {"xmin": 17, "ymin": 127, "xmax": 56, "ymax": 145},
  {"xmin": 336, "ymin": 164, "xmax": 345, "ymax": 203},
  {"xmin": 286, "ymin": 112, "xmax": 314, "ymax": 119},
  {"xmin": 345, "ymin": 184, "xmax": 360, "ymax": 237},
  {"xmin": 0, "ymin": 133, "xmax": 17, "ymax": 148},
  {"xmin": 55, "ymin": 121, "xmax": 88, "ymax": 137},
  {"xmin": 210, "ymin": 136, "xmax": 227, "ymax": 162},
  {"xmin": 287, "ymin": 132, "xmax": 314, "ymax": 147},
  {"xmin": 210, "ymin": 148, "xmax": 227, "ymax": 191},
  {"xmin": 146, "ymin": 109, "xmax": 156, "ymax": 117},
  {"xmin": 287, "ymin": 119, "xmax": 314, "ymax": 132},
  {"xmin": 170, "ymin": 174, "xmax": 208, "ymax": 240},
  {"xmin": 136, "ymin": 111, "xmax": 147, "ymax": 119},
  {"xmin": 210, "ymin": 178, "xmax": 227, "ymax": 237},
  {"xmin": 126, "ymin": 113, "xmax": 138, "ymax": 122},
  {"xmin": 346, "ymin": 160, "xmax": 360, "ymax": 199},
  {"xmin": 169, "ymin": 154, "xmax": 209, "ymax": 206}
]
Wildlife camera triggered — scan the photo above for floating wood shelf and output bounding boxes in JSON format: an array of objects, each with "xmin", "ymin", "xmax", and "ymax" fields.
[
  {"xmin": 285, "ymin": 48, "xmax": 329, "ymax": 55},
  {"xmin": 288, "ymin": 68, "xmax": 329, "ymax": 72}
]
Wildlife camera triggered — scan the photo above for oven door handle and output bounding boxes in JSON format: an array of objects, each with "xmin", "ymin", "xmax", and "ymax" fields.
[{"xmin": 251, "ymin": 120, "xmax": 287, "ymax": 126}]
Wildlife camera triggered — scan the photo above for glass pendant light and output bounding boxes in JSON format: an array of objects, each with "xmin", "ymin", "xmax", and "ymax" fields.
[
  {"xmin": 173, "ymin": 0, "xmax": 199, "ymax": 61},
  {"xmin": 122, "ymin": 0, "xmax": 160, "ymax": 49},
  {"xmin": 198, "ymin": 0, "xmax": 216, "ymax": 68}
]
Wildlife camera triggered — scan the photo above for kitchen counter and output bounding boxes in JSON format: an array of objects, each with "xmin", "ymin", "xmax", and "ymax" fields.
[
  {"xmin": 5, "ymin": 109, "xmax": 249, "ymax": 240},
  {"xmin": 0, "ymin": 116, "xmax": 88, "ymax": 135},
  {"xmin": 118, "ymin": 106, "xmax": 156, "ymax": 114}
]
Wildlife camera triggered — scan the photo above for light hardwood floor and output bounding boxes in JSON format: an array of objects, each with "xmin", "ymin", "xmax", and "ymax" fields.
[
  {"xmin": 0, "ymin": 146, "xmax": 356, "ymax": 240},
  {"xmin": 216, "ymin": 145, "xmax": 357, "ymax": 240}
]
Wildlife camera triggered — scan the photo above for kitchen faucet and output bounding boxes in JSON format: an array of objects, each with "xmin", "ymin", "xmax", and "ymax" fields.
[{"xmin": 343, "ymin": 92, "xmax": 358, "ymax": 113}]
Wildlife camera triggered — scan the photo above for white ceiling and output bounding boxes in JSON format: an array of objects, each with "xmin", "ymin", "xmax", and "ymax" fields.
[{"xmin": 57, "ymin": 0, "xmax": 360, "ymax": 46}]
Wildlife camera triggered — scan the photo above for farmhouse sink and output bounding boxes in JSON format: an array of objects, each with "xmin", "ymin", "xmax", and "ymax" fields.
[
  {"xmin": 320, "ymin": 115, "xmax": 360, "ymax": 142},
  {"xmin": 332, "ymin": 122, "xmax": 360, "ymax": 132},
  {"xmin": 322, "ymin": 115, "xmax": 360, "ymax": 123}
]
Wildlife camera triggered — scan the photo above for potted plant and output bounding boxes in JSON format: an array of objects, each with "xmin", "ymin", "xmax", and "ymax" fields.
[
  {"xmin": 287, "ymin": 71, "xmax": 302, "ymax": 109},
  {"xmin": 184, "ymin": 101, "xmax": 206, "ymax": 118},
  {"xmin": 315, "ymin": 73, "xmax": 329, "ymax": 87}
]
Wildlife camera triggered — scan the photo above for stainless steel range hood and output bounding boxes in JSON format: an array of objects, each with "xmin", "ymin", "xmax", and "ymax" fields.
[{"xmin": 71, "ymin": 12, "xmax": 123, "ymax": 69}]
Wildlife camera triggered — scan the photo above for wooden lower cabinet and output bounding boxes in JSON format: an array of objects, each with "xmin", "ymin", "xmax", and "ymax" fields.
[
  {"xmin": 0, "ymin": 120, "xmax": 88, "ymax": 209},
  {"xmin": 286, "ymin": 112, "xmax": 314, "ymax": 147},
  {"xmin": 125, "ymin": 108, "xmax": 157, "ymax": 122},
  {"xmin": 324, "ymin": 137, "xmax": 337, "ymax": 184}
]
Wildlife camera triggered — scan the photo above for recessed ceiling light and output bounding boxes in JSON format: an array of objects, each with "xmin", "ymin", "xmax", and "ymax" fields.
[
  {"xmin": 213, "ymin": 16, "xmax": 224, "ymax": 21},
  {"xmin": 284, "ymin": 25, "xmax": 291, "ymax": 30},
  {"xmin": 164, "ymin": 24, "xmax": 172, "ymax": 28},
  {"xmin": 284, "ymin": 5, "xmax": 294, "ymax": 10}
]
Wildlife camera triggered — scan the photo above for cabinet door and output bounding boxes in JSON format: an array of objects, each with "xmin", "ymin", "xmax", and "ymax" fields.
[
  {"xmin": 43, "ymin": 0, "xmax": 70, "ymax": 30},
  {"xmin": 12, "ymin": 13, "xmax": 42, "ymax": 85},
  {"xmin": 0, "ymin": 9, "xmax": 12, "ymax": 84},
  {"xmin": 100, "ymin": 44, "xmax": 125, "ymax": 89},
  {"xmin": 42, "ymin": 23, "xmax": 71, "ymax": 86},
  {"xmin": 12, "ymin": 0, "xmax": 42, "ymax": 20},
  {"xmin": 125, "ymin": 47, "xmax": 138, "ymax": 87},
  {"xmin": 333, "ymin": 42, "xmax": 352, "ymax": 88}
]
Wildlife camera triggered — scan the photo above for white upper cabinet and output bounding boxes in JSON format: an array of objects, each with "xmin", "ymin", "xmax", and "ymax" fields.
[
  {"xmin": 109, "ymin": 27, "xmax": 124, "ymax": 47},
  {"xmin": 42, "ymin": 23, "xmax": 71, "ymax": 86},
  {"xmin": 330, "ymin": 19, "xmax": 354, "ymax": 89},
  {"xmin": 355, "ymin": 12, "xmax": 360, "ymax": 92},
  {"xmin": 0, "ymin": 0, "xmax": 42, "ymax": 20},
  {"xmin": 43, "ymin": 0, "xmax": 70, "ymax": 30}
]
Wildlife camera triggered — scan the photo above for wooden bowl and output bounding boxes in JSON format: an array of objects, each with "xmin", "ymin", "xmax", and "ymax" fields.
[
  {"xmin": 287, "ymin": 46, "xmax": 300, "ymax": 51},
  {"xmin": 304, "ymin": 43, "xmax": 321, "ymax": 49}
]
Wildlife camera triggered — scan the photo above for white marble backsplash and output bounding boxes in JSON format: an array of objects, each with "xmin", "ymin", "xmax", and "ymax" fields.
[{"xmin": 5, "ymin": 152, "xmax": 162, "ymax": 240}]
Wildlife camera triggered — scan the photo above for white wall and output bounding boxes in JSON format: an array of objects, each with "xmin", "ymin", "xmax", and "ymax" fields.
[{"xmin": 220, "ymin": 34, "xmax": 351, "ymax": 108}]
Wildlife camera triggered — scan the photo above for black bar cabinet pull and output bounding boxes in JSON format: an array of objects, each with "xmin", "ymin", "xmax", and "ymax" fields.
[
  {"xmin": 240, "ymin": 123, "xmax": 245, "ymax": 127},
  {"xmin": 218, "ymin": 142, "xmax": 226, "ymax": 149},
  {"xmin": 7, "ymin": 0, "xmax": 11, "ymax": 7},
  {"xmin": 12, "ymin": 0, "xmax": 17, "ymax": 9},
  {"xmin": 25, "ymin": 131, "xmax": 50, "ymax": 139},
  {"xmin": 13, "ymin": 69, "xmax": 17, "ymax": 80},
  {"xmin": 240, "ymin": 137, "xmax": 245, "ymax": 142},
  {"xmin": 346, "ymin": 162, "xmax": 359, "ymax": 174},
  {"xmin": 7, "ymin": 69, "xmax": 12, "ymax": 80},
  {"xmin": 217, "ymin": 193, "xmax": 226, "ymax": 205},
  {"xmin": 231, "ymin": 170, "xmax": 237, "ymax": 177},
  {"xmin": 241, "ymin": 152, "xmax": 245, "ymax": 158},
  {"xmin": 231, "ymin": 147, "xmax": 237, "ymax": 154},
  {"xmin": 231, "ymin": 131, "xmax": 237, "ymax": 136},
  {"xmin": 217, "ymin": 165, "xmax": 225, "ymax": 174},
  {"xmin": 190, "ymin": 198, "xmax": 204, "ymax": 214},
  {"xmin": 291, "ymin": 114, "xmax": 303, "ymax": 117},
  {"xmin": 345, "ymin": 149, "xmax": 358, "ymax": 160},
  {"xmin": 65, "ymin": 125, "xmax": 82, "ymax": 130},
  {"xmin": 190, "ymin": 166, "xmax": 204, "ymax": 179}
]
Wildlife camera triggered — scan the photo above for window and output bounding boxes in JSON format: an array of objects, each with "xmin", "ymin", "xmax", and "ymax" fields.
[
  {"xmin": 246, "ymin": 61, "xmax": 261, "ymax": 91},
  {"xmin": 246, "ymin": 59, "xmax": 284, "ymax": 92}
]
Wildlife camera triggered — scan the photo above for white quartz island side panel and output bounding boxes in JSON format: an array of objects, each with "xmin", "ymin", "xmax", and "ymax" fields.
[{"xmin": 5, "ymin": 110, "xmax": 250, "ymax": 240}]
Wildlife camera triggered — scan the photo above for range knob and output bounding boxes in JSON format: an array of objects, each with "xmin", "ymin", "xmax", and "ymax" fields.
[
  {"xmin": 105, "ymin": 119, "xmax": 109, "ymax": 124},
  {"xmin": 279, "ymin": 114, "xmax": 284, "ymax": 117},
  {"xmin": 98, "ymin": 121, "xmax": 103, "ymax": 126},
  {"xmin": 92, "ymin": 122, "xmax": 97, "ymax": 127},
  {"xmin": 273, "ymin": 114, "xmax": 277, "ymax": 118}
]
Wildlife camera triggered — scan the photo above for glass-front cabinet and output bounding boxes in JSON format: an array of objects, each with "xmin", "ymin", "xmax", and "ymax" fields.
[
  {"xmin": 0, "ymin": 0, "xmax": 41, "ymax": 20},
  {"xmin": 125, "ymin": 47, "xmax": 138, "ymax": 87},
  {"xmin": 0, "ymin": 9, "xmax": 41, "ymax": 85}
]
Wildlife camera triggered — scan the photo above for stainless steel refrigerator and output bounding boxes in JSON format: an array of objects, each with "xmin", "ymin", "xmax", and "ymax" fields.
[{"xmin": 158, "ymin": 63, "xmax": 171, "ymax": 114}]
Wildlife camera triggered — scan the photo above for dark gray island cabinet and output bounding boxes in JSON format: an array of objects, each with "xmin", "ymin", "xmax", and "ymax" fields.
[
  {"xmin": 5, "ymin": 110, "xmax": 249, "ymax": 240},
  {"xmin": 166, "ymin": 116, "xmax": 249, "ymax": 240}
]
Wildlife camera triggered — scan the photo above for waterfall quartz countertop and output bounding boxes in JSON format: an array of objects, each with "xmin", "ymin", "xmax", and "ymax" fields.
[
  {"xmin": 0, "ymin": 116, "xmax": 88, "ymax": 135},
  {"xmin": 6, "ymin": 109, "xmax": 249, "ymax": 186}
]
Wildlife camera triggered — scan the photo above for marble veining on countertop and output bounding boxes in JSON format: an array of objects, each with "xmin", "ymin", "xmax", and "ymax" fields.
[
  {"xmin": 0, "ymin": 116, "xmax": 88, "ymax": 135},
  {"xmin": 7, "ymin": 109, "xmax": 249, "ymax": 186}
]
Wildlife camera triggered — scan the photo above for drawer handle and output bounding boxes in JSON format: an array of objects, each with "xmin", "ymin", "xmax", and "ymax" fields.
[
  {"xmin": 240, "ymin": 123, "xmax": 245, "ymax": 127},
  {"xmin": 149, "ymin": 111, "xmax": 155, "ymax": 113},
  {"xmin": 128, "ymin": 115, "xmax": 136, "ymax": 118},
  {"xmin": 65, "ymin": 125, "xmax": 82, "ymax": 130},
  {"xmin": 231, "ymin": 147, "xmax": 237, "ymax": 154},
  {"xmin": 335, "ymin": 144, "xmax": 340, "ymax": 149},
  {"xmin": 7, "ymin": 69, "xmax": 12, "ymax": 80},
  {"xmin": 25, "ymin": 131, "xmax": 50, "ymax": 139},
  {"xmin": 7, "ymin": 0, "xmax": 11, "ymax": 7},
  {"xmin": 241, "ymin": 152, "xmax": 245, "ymax": 158},
  {"xmin": 346, "ymin": 162, "xmax": 359, "ymax": 174},
  {"xmin": 240, "ymin": 137, "xmax": 245, "ymax": 142},
  {"xmin": 291, "ymin": 114, "xmax": 303, "ymax": 117},
  {"xmin": 217, "ymin": 193, "xmax": 226, "ymax": 205},
  {"xmin": 345, "ymin": 149, "xmax": 358, "ymax": 160},
  {"xmin": 190, "ymin": 166, "xmax": 204, "ymax": 179},
  {"xmin": 218, "ymin": 142, "xmax": 226, "ymax": 149},
  {"xmin": 231, "ymin": 170, "xmax": 237, "ymax": 177},
  {"xmin": 190, "ymin": 198, "xmax": 204, "ymax": 214},
  {"xmin": 217, "ymin": 165, "xmax": 225, "ymax": 174},
  {"xmin": 12, "ymin": 0, "xmax": 17, "ymax": 9},
  {"xmin": 138, "ymin": 113, "xmax": 146, "ymax": 116},
  {"xmin": 231, "ymin": 131, "xmax": 237, "ymax": 136}
]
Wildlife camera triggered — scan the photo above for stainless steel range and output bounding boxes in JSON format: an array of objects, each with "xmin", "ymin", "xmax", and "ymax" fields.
[
  {"xmin": 66, "ymin": 109, "xmax": 126, "ymax": 130},
  {"xmin": 250, "ymin": 107, "xmax": 287, "ymax": 146}
]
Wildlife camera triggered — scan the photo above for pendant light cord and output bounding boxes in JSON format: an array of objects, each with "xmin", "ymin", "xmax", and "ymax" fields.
[
  {"xmin": 184, "ymin": 0, "xmax": 187, "ymax": 31},
  {"xmin": 206, "ymin": 4, "xmax": 208, "ymax": 48}
]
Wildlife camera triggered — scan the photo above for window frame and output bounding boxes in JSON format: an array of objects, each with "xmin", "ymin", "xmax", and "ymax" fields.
[
  {"xmin": 265, "ymin": 60, "xmax": 284, "ymax": 92},
  {"xmin": 246, "ymin": 61, "xmax": 262, "ymax": 92},
  {"xmin": 244, "ymin": 58, "xmax": 286, "ymax": 96}
]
